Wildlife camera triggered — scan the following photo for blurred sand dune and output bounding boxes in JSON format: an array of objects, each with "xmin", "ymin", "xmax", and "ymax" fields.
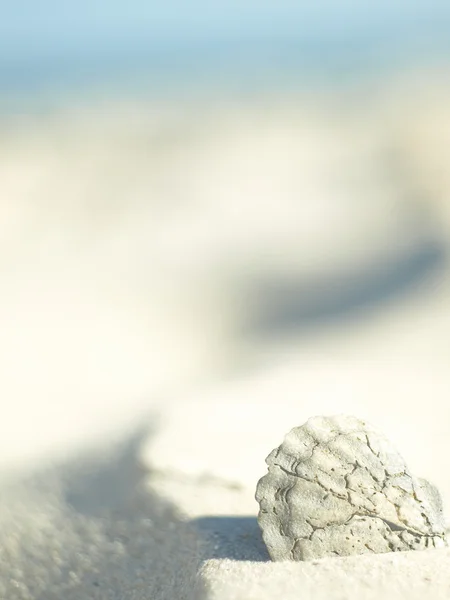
[
  {"xmin": 0, "ymin": 69, "xmax": 449, "ymax": 471},
  {"xmin": 1, "ymin": 66, "xmax": 450, "ymax": 599}
]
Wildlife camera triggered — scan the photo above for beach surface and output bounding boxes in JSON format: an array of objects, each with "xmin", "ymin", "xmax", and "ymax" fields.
[{"xmin": 1, "ymin": 72, "xmax": 450, "ymax": 598}]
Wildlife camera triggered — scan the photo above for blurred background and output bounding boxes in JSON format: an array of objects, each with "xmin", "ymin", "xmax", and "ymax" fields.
[{"xmin": 1, "ymin": 1, "xmax": 450, "ymax": 488}]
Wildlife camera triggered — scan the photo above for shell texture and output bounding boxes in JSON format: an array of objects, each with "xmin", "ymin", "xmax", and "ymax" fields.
[{"xmin": 256, "ymin": 415, "xmax": 447, "ymax": 561}]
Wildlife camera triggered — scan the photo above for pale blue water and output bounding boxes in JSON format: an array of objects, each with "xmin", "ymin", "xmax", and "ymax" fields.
[{"xmin": 1, "ymin": 2, "xmax": 450, "ymax": 112}]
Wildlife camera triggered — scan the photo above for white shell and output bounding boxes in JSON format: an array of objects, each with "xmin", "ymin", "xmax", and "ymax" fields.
[{"xmin": 256, "ymin": 415, "xmax": 447, "ymax": 561}]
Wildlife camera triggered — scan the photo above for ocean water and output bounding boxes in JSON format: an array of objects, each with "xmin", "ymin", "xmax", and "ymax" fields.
[{"xmin": 1, "ymin": 6, "xmax": 450, "ymax": 114}]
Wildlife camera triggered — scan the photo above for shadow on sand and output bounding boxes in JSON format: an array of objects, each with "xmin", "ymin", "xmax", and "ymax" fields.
[
  {"xmin": 244, "ymin": 232, "xmax": 447, "ymax": 339},
  {"xmin": 0, "ymin": 426, "xmax": 201, "ymax": 600},
  {"xmin": 191, "ymin": 515, "xmax": 269, "ymax": 562}
]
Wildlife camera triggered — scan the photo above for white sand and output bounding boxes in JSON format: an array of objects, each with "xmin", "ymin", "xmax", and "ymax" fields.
[
  {"xmin": 1, "ymin": 73, "xmax": 450, "ymax": 599},
  {"xmin": 198, "ymin": 550, "xmax": 450, "ymax": 600}
]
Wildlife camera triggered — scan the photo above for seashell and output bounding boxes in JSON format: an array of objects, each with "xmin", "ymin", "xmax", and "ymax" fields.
[{"xmin": 255, "ymin": 415, "xmax": 447, "ymax": 561}]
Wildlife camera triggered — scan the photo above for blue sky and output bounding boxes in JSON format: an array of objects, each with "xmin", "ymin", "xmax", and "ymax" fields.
[{"xmin": 2, "ymin": 1, "xmax": 450, "ymax": 60}]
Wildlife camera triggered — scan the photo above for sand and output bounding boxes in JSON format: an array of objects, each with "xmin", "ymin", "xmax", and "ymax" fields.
[{"xmin": 1, "ymin": 73, "xmax": 450, "ymax": 599}]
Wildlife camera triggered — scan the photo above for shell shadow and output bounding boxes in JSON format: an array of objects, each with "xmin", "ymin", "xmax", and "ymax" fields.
[{"xmin": 191, "ymin": 515, "xmax": 270, "ymax": 562}]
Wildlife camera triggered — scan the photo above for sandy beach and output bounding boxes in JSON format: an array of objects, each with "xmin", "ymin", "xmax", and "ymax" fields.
[{"xmin": 1, "ymin": 70, "xmax": 450, "ymax": 598}]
